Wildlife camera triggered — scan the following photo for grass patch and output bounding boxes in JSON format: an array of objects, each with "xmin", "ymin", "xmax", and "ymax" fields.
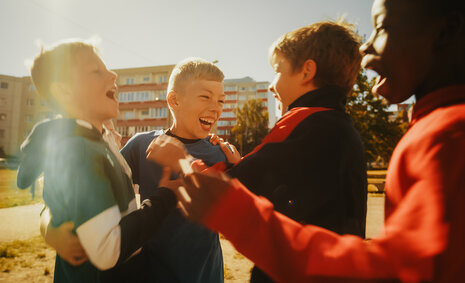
[
  {"xmin": 0, "ymin": 169, "xmax": 43, "ymax": 208},
  {"xmin": 0, "ymin": 236, "xmax": 55, "ymax": 275},
  {"xmin": 224, "ymin": 264, "xmax": 234, "ymax": 280}
]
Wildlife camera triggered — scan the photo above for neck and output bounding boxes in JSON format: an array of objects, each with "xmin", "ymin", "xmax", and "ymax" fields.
[
  {"xmin": 169, "ymin": 124, "xmax": 201, "ymax": 140},
  {"xmin": 285, "ymin": 85, "xmax": 319, "ymax": 110}
]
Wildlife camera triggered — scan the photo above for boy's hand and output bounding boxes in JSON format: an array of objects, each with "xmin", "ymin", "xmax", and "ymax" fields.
[
  {"xmin": 146, "ymin": 135, "xmax": 189, "ymax": 173},
  {"xmin": 158, "ymin": 167, "xmax": 183, "ymax": 190},
  {"xmin": 171, "ymin": 171, "xmax": 232, "ymax": 222},
  {"xmin": 208, "ymin": 133, "xmax": 224, "ymax": 145},
  {"xmin": 45, "ymin": 222, "xmax": 88, "ymax": 266},
  {"xmin": 208, "ymin": 134, "xmax": 241, "ymax": 164},
  {"xmin": 219, "ymin": 142, "xmax": 241, "ymax": 164}
]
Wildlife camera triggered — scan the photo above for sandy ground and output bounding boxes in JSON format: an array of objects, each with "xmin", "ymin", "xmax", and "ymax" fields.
[{"xmin": 0, "ymin": 194, "xmax": 384, "ymax": 282}]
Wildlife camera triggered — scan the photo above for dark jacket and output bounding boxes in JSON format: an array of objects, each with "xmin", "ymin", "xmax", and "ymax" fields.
[{"xmin": 227, "ymin": 86, "xmax": 368, "ymax": 283}]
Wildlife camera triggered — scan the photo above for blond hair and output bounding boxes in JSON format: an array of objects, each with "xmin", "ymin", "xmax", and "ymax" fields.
[
  {"xmin": 168, "ymin": 57, "xmax": 224, "ymax": 93},
  {"xmin": 270, "ymin": 21, "xmax": 362, "ymax": 93},
  {"xmin": 30, "ymin": 40, "xmax": 98, "ymax": 106}
]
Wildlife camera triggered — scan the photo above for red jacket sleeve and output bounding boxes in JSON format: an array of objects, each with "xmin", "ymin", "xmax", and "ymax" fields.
[{"xmin": 203, "ymin": 177, "xmax": 448, "ymax": 283}]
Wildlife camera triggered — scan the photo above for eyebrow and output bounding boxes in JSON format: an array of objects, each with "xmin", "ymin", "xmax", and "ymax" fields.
[{"xmin": 199, "ymin": 88, "xmax": 225, "ymax": 96}]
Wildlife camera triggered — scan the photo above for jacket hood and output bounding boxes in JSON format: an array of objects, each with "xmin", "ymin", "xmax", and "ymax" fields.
[{"xmin": 17, "ymin": 118, "xmax": 99, "ymax": 189}]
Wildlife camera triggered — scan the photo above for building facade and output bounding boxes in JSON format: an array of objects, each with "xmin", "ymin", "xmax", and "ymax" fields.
[
  {"xmin": 0, "ymin": 66, "xmax": 277, "ymax": 155},
  {"xmin": 219, "ymin": 77, "xmax": 277, "ymax": 139},
  {"xmin": 112, "ymin": 65, "xmax": 175, "ymax": 145}
]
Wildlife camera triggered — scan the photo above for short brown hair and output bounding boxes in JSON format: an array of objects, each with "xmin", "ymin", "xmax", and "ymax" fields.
[
  {"xmin": 30, "ymin": 41, "xmax": 97, "ymax": 104},
  {"xmin": 168, "ymin": 57, "xmax": 224, "ymax": 93},
  {"xmin": 270, "ymin": 21, "xmax": 362, "ymax": 93}
]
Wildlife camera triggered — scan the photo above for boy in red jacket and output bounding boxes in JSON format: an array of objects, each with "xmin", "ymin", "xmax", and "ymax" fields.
[{"xmin": 151, "ymin": 0, "xmax": 465, "ymax": 282}]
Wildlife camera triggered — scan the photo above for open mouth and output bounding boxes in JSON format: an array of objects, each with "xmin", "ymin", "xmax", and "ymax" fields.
[
  {"xmin": 199, "ymin": 117, "xmax": 214, "ymax": 126},
  {"xmin": 199, "ymin": 117, "xmax": 215, "ymax": 131},
  {"xmin": 106, "ymin": 89, "xmax": 117, "ymax": 101}
]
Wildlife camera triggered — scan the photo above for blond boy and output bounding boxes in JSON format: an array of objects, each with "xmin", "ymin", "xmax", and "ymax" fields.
[{"xmin": 17, "ymin": 41, "xmax": 177, "ymax": 282}]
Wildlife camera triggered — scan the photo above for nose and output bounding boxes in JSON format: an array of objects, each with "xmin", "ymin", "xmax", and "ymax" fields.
[
  {"xmin": 208, "ymin": 99, "xmax": 222, "ymax": 117},
  {"xmin": 108, "ymin": 70, "xmax": 117, "ymax": 82},
  {"xmin": 359, "ymin": 32, "xmax": 374, "ymax": 56},
  {"xmin": 269, "ymin": 84, "xmax": 276, "ymax": 94}
]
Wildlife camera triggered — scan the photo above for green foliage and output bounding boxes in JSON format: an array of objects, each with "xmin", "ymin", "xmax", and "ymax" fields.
[
  {"xmin": 347, "ymin": 69, "xmax": 408, "ymax": 165},
  {"xmin": 229, "ymin": 99, "xmax": 269, "ymax": 155}
]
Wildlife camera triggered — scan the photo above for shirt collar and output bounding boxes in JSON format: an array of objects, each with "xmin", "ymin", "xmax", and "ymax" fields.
[
  {"xmin": 287, "ymin": 85, "xmax": 347, "ymax": 111},
  {"xmin": 411, "ymin": 84, "xmax": 465, "ymax": 124}
]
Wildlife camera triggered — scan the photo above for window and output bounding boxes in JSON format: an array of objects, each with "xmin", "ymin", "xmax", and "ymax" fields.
[
  {"xmin": 128, "ymin": 126, "xmax": 135, "ymax": 136},
  {"xmin": 258, "ymin": 92, "xmax": 268, "ymax": 98},
  {"xmin": 217, "ymin": 130, "xmax": 225, "ymax": 135},
  {"xmin": 217, "ymin": 120, "xmax": 235, "ymax": 126},
  {"xmin": 220, "ymin": 112, "xmax": 235, "ymax": 118},
  {"xmin": 141, "ymin": 110, "xmax": 149, "ymax": 116},
  {"xmin": 0, "ymin": 113, "xmax": 6, "ymax": 121},
  {"xmin": 149, "ymin": 107, "xmax": 167, "ymax": 118},
  {"xmin": 135, "ymin": 126, "xmax": 152, "ymax": 133},
  {"xmin": 117, "ymin": 126, "xmax": 128, "ymax": 137},
  {"xmin": 0, "ymin": 82, "xmax": 8, "ymax": 89},
  {"xmin": 154, "ymin": 90, "xmax": 167, "ymax": 100},
  {"xmin": 239, "ymin": 87, "xmax": 247, "ymax": 92},
  {"xmin": 143, "ymin": 76, "xmax": 150, "ymax": 82},
  {"xmin": 239, "ymin": 95, "xmax": 247, "ymax": 101},
  {"xmin": 227, "ymin": 94, "xmax": 237, "ymax": 100},
  {"xmin": 124, "ymin": 111, "xmax": 134, "ymax": 120},
  {"xmin": 26, "ymin": 98, "xmax": 34, "ymax": 106},
  {"xmin": 135, "ymin": 91, "xmax": 150, "ymax": 101},
  {"xmin": 125, "ymin": 78, "xmax": 134, "ymax": 85},
  {"xmin": 159, "ymin": 75, "xmax": 168, "ymax": 83},
  {"xmin": 120, "ymin": 91, "xmax": 152, "ymax": 102},
  {"xmin": 257, "ymin": 84, "xmax": 268, "ymax": 90},
  {"xmin": 249, "ymin": 86, "xmax": 256, "ymax": 91},
  {"xmin": 224, "ymin": 86, "xmax": 237, "ymax": 91}
]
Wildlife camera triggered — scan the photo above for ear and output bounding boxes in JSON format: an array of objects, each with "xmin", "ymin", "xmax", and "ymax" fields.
[
  {"xmin": 49, "ymin": 81, "xmax": 72, "ymax": 104},
  {"xmin": 300, "ymin": 59, "xmax": 317, "ymax": 85},
  {"xmin": 167, "ymin": 90, "xmax": 180, "ymax": 110}
]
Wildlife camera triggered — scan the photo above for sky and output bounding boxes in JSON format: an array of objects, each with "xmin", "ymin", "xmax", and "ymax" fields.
[{"xmin": 1, "ymin": 0, "xmax": 374, "ymax": 82}]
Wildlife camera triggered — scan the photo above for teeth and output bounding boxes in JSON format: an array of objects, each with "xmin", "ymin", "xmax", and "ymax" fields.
[{"xmin": 199, "ymin": 118, "xmax": 214, "ymax": 125}]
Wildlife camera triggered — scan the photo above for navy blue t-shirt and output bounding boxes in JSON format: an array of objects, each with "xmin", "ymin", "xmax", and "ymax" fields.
[{"xmin": 121, "ymin": 130, "xmax": 226, "ymax": 283}]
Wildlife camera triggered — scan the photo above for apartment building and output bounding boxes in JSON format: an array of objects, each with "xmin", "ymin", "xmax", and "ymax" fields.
[
  {"xmin": 0, "ymin": 65, "xmax": 278, "ymax": 154},
  {"xmin": 112, "ymin": 65, "xmax": 175, "ymax": 145},
  {"xmin": 219, "ymin": 77, "xmax": 277, "ymax": 139}
]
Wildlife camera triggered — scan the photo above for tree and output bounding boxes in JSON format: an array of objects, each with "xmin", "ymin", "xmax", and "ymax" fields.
[
  {"xmin": 347, "ymin": 69, "xmax": 408, "ymax": 165},
  {"xmin": 229, "ymin": 99, "xmax": 269, "ymax": 155}
]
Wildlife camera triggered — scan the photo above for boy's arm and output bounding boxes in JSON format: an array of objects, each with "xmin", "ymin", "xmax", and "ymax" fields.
[
  {"xmin": 178, "ymin": 171, "xmax": 444, "ymax": 283},
  {"xmin": 57, "ymin": 141, "xmax": 176, "ymax": 270},
  {"xmin": 40, "ymin": 206, "xmax": 88, "ymax": 266}
]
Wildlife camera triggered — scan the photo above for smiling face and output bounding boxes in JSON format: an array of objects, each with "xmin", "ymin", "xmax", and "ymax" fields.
[
  {"xmin": 360, "ymin": 0, "xmax": 442, "ymax": 104},
  {"xmin": 65, "ymin": 49, "xmax": 118, "ymax": 128},
  {"xmin": 170, "ymin": 79, "xmax": 225, "ymax": 139}
]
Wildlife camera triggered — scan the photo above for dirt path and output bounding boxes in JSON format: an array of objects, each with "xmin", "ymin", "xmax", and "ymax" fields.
[
  {"xmin": 0, "ymin": 203, "xmax": 42, "ymax": 242},
  {"xmin": 0, "ymin": 195, "xmax": 384, "ymax": 282}
]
